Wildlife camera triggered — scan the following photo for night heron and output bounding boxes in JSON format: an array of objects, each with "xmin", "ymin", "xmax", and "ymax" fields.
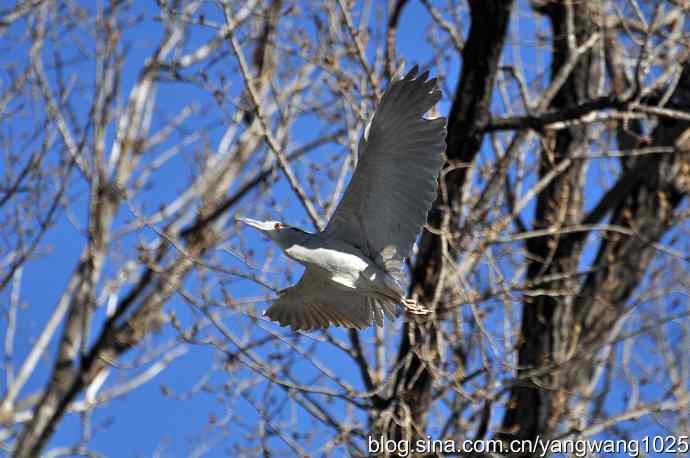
[{"xmin": 238, "ymin": 66, "xmax": 447, "ymax": 331}]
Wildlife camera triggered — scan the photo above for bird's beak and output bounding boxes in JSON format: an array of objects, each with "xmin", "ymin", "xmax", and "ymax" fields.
[{"xmin": 236, "ymin": 216, "xmax": 271, "ymax": 231}]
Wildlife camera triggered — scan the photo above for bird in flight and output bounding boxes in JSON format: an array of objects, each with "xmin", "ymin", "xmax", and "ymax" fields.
[{"xmin": 238, "ymin": 66, "xmax": 447, "ymax": 331}]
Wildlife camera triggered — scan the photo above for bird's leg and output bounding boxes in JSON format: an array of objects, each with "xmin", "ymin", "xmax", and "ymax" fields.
[{"xmin": 401, "ymin": 297, "xmax": 430, "ymax": 315}]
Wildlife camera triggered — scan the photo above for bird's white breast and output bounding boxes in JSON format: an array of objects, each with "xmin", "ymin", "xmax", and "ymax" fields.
[{"xmin": 284, "ymin": 239, "xmax": 374, "ymax": 289}]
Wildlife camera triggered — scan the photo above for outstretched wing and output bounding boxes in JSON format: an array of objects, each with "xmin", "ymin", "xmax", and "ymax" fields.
[
  {"xmin": 264, "ymin": 269, "xmax": 396, "ymax": 331},
  {"xmin": 325, "ymin": 66, "xmax": 446, "ymax": 270}
]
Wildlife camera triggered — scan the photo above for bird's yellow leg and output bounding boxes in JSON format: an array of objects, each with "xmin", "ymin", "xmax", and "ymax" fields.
[{"xmin": 401, "ymin": 297, "xmax": 431, "ymax": 315}]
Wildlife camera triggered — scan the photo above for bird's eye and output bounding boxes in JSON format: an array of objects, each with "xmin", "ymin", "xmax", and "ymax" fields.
[{"xmin": 274, "ymin": 223, "xmax": 283, "ymax": 231}]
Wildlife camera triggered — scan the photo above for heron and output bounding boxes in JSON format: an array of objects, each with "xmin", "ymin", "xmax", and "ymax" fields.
[{"xmin": 238, "ymin": 66, "xmax": 447, "ymax": 331}]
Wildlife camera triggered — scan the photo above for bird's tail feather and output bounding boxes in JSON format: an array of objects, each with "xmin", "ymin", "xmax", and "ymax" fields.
[
  {"xmin": 376, "ymin": 248, "xmax": 409, "ymax": 293},
  {"xmin": 264, "ymin": 299, "xmax": 371, "ymax": 331},
  {"xmin": 369, "ymin": 298, "xmax": 398, "ymax": 327},
  {"xmin": 264, "ymin": 274, "xmax": 425, "ymax": 331}
]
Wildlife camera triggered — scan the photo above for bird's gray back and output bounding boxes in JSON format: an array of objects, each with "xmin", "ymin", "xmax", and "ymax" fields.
[{"xmin": 322, "ymin": 66, "xmax": 447, "ymax": 276}]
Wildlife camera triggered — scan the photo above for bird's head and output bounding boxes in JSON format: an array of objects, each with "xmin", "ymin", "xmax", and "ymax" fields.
[{"xmin": 236, "ymin": 216, "xmax": 308, "ymax": 249}]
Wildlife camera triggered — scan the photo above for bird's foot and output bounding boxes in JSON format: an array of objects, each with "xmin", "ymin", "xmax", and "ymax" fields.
[{"xmin": 402, "ymin": 298, "xmax": 431, "ymax": 315}]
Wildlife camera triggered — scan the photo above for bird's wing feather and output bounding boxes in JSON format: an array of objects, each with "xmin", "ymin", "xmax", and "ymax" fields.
[
  {"xmin": 264, "ymin": 269, "xmax": 395, "ymax": 331},
  {"xmin": 325, "ymin": 66, "xmax": 447, "ymax": 272}
]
